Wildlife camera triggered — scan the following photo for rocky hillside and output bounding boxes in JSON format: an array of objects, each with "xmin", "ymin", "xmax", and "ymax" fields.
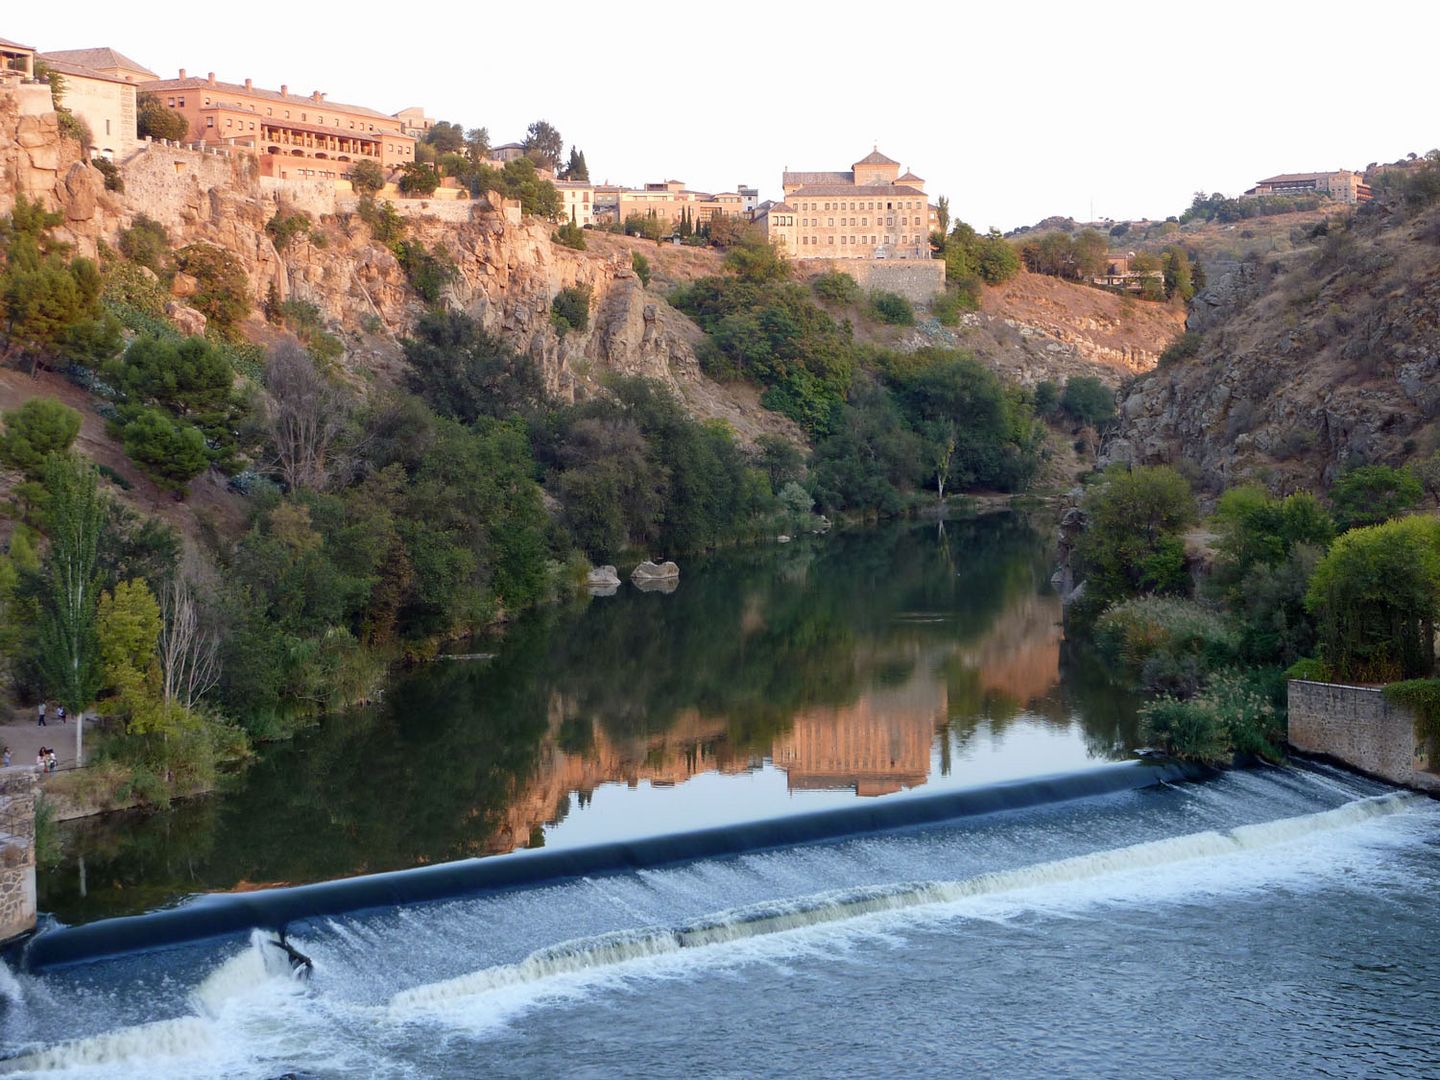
[{"xmin": 1103, "ymin": 201, "xmax": 1440, "ymax": 493}]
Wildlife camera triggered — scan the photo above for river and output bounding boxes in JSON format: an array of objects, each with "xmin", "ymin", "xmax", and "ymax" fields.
[{"xmin": 3, "ymin": 515, "xmax": 1438, "ymax": 1077}]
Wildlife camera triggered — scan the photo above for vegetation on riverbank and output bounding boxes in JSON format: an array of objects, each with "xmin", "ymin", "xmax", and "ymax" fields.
[{"xmin": 1071, "ymin": 461, "xmax": 1440, "ymax": 763}]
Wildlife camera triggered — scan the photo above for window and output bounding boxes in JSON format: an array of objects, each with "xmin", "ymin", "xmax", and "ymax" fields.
[
  {"xmin": 225, "ymin": 118, "xmax": 232, "ymax": 128},
  {"xmin": 177, "ymin": 97, "xmax": 185, "ymax": 107},
  {"xmin": 828, "ymin": 218, "xmax": 834, "ymax": 226},
  {"xmin": 167, "ymin": 97, "xmax": 175, "ymax": 107},
  {"xmin": 105, "ymin": 119, "xmax": 111, "ymax": 134},
  {"xmin": 266, "ymin": 107, "xmax": 272, "ymax": 116},
  {"xmin": 204, "ymin": 97, "xmax": 210, "ymax": 106},
  {"xmin": 828, "ymin": 236, "xmax": 834, "ymax": 244},
  {"xmin": 206, "ymin": 116, "xmax": 214, "ymax": 127}
]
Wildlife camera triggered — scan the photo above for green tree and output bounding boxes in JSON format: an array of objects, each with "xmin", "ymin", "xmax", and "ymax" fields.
[
  {"xmin": 37, "ymin": 455, "xmax": 105, "ymax": 760},
  {"xmin": 551, "ymin": 285, "xmax": 591, "ymax": 337},
  {"xmin": 1059, "ymin": 376, "xmax": 1116, "ymax": 428},
  {"xmin": 120, "ymin": 408, "xmax": 210, "ymax": 492},
  {"xmin": 0, "ymin": 397, "xmax": 82, "ymax": 476},
  {"xmin": 1076, "ymin": 465, "xmax": 1197, "ymax": 614},
  {"xmin": 423, "ymin": 120, "xmax": 466, "ymax": 154},
  {"xmin": 347, "ymin": 159, "xmax": 386, "ymax": 196},
  {"xmin": 562, "ymin": 146, "xmax": 589, "ymax": 181},
  {"xmin": 465, "ymin": 127, "xmax": 490, "ymax": 163},
  {"xmin": 397, "ymin": 162, "xmax": 441, "ymax": 197},
  {"xmin": 812, "ymin": 271, "xmax": 860, "ymax": 305},
  {"xmin": 631, "ymin": 251, "xmax": 651, "ymax": 287},
  {"xmin": 868, "ymin": 290, "xmax": 914, "ymax": 325},
  {"xmin": 1162, "ymin": 245, "xmax": 1196, "ymax": 301},
  {"xmin": 1306, "ymin": 515, "xmax": 1440, "ymax": 681},
  {"xmin": 523, "ymin": 120, "xmax": 564, "ymax": 172},
  {"xmin": 552, "ymin": 219, "xmax": 586, "ymax": 249},
  {"xmin": 136, "ymin": 93, "xmax": 188, "ymax": 141},
  {"xmin": 1329, "ymin": 464, "xmax": 1424, "ymax": 531},
  {"xmin": 402, "ymin": 310, "xmax": 543, "ymax": 423},
  {"xmin": 935, "ymin": 195, "xmax": 950, "ymax": 237}
]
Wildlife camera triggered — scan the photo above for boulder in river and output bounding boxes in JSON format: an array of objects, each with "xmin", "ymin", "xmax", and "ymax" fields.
[
  {"xmin": 630, "ymin": 560, "xmax": 679, "ymax": 584},
  {"xmin": 586, "ymin": 565, "xmax": 622, "ymax": 590}
]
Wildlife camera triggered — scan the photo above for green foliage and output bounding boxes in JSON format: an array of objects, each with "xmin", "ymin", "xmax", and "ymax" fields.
[
  {"xmin": 868, "ymin": 290, "xmax": 915, "ymax": 326},
  {"xmin": 552, "ymin": 220, "xmax": 586, "ymax": 250},
  {"xmin": 1180, "ymin": 190, "xmax": 1323, "ymax": 224},
  {"xmin": 172, "ymin": 244, "xmax": 249, "ymax": 334},
  {"xmin": 36, "ymin": 455, "xmax": 105, "ymax": 716},
  {"xmin": 1162, "ymin": 245, "xmax": 1196, "ymax": 301},
  {"xmin": 812, "ymin": 271, "xmax": 860, "ymax": 306},
  {"xmin": 397, "ymin": 162, "xmax": 441, "ymax": 197},
  {"xmin": 118, "ymin": 214, "xmax": 169, "ymax": 275},
  {"xmin": 1033, "ymin": 380, "xmax": 1060, "ymax": 417},
  {"xmin": 522, "ymin": 120, "xmax": 564, "ymax": 172},
  {"xmin": 631, "ymin": 251, "xmax": 651, "ymax": 287},
  {"xmin": 265, "ymin": 210, "xmax": 312, "ymax": 251},
  {"xmin": 347, "ymin": 159, "xmax": 386, "ymax": 196},
  {"xmin": 1328, "ymin": 464, "xmax": 1424, "ymax": 531},
  {"xmin": 394, "ymin": 241, "xmax": 457, "ymax": 305},
  {"xmin": 91, "ymin": 157, "xmax": 123, "ymax": 193},
  {"xmin": 1159, "ymin": 330, "xmax": 1203, "ymax": 367},
  {"xmin": 724, "ymin": 232, "xmax": 790, "ymax": 284},
  {"xmin": 931, "ymin": 286, "xmax": 976, "ymax": 326},
  {"xmin": 136, "ymin": 93, "xmax": 188, "ymax": 141},
  {"xmin": 1058, "ymin": 376, "xmax": 1116, "ymax": 428},
  {"xmin": 403, "ymin": 310, "xmax": 543, "ymax": 422},
  {"xmin": 469, "ymin": 157, "xmax": 561, "ymax": 219},
  {"xmin": 550, "ymin": 285, "xmax": 591, "ymax": 337},
  {"xmin": 1017, "ymin": 229, "xmax": 1108, "ymax": 281},
  {"xmin": 1141, "ymin": 668, "xmax": 1284, "ymax": 763},
  {"xmin": 1075, "ymin": 465, "xmax": 1196, "ymax": 616},
  {"xmin": 939, "ymin": 222, "xmax": 1020, "ymax": 286},
  {"xmin": 120, "ymin": 407, "xmax": 210, "ymax": 491},
  {"xmin": 561, "ymin": 146, "xmax": 590, "ymax": 182},
  {"xmin": 624, "ymin": 213, "xmax": 668, "ymax": 242},
  {"xmin": 0, "ymin": 398, "xmax": 82, "ymax": 476},
  {"xmin": 1306, "ymin": 514, "xmax": 1440, "ymax": 681},
  {"xmin": 356, "ymin": 196, "xmax": 405, "ymax": 246}
]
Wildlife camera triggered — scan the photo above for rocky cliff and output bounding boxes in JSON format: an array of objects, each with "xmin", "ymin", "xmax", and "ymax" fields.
[{"xmin": 1103, "ymin": 204, "xmax": 1440, "ymax": 493}]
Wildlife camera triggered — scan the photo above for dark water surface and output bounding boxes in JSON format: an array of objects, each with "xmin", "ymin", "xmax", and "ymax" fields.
[{"xmin": 44, "ymin": 515, "xmax": 1135, "ymax": 923}]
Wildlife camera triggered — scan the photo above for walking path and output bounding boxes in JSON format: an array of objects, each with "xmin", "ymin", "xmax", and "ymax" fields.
[{"xmin": 0, "ymin": 716, "xmax": 81, "ymax": 775}]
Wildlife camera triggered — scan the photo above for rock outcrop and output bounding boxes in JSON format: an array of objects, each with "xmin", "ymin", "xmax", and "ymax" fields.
[{"xmin": 1103, "ymin": 204, "xmax": 1440, "ymax": 494}]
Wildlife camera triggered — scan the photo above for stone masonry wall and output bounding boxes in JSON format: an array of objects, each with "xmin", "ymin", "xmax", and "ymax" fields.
[
  {"xmin": 0, "ymin": 768, "xmax": 37, "ymax": 944},
  {"xmin": 806, "ymin": 258, "xmax": 946, "ymax": 305},
  {"xmin": 1287, "ymin": 680, "xmax": 1440, "ymax": 792}
]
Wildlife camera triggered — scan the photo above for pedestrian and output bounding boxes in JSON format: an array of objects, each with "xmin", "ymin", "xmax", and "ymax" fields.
[
  {"xmin": 37, "ymin": 701, "xmax": 46, "ymax": 727},
  {"xmin": 35, "ymin": 750, "xmax": 45, "ymax": 772},
  {"xmin": 57, "ymin": 705, "xmax": 66, "ymax": 724},
  {"xmin": 2, "ymin": 747, "xmax": 10, "ymax": 768},
  {"xmin": 47, "ymin": 749, "xmax": 57, "ymax": 773}
]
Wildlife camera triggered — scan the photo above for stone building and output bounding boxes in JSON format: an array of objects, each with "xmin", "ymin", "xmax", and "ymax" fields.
[
  {"xmin": 1245, "ymin": 169, "xmax": 1371, "ymax": 204},
  {"xmin": 615, "ymin": 180, "xmax": 748, "ymax": 230},
  {"xmin": 39, "ymin": 46, "xmax": 156, "ymax": 84},
  {"xmin": 37, "ymin": 53, "xmax": 145, "ymax": 159},
  {"xmin": 392, "ymin": 106, "xmax": 433, "ymax": 140},
  {"xmin": 1, "ymin": 34, "xmax": 36, "ymax": 79},
  {"xmin": 766, "ymin": 148, "xmax": 932, "ymax": 260},
  {"xmin": 139, "ymin": 69, "xmax": 416, "ymax": 181},
  {"xmin": 491, "ymin": 141, "xmax": 527, "ymax": 162}
]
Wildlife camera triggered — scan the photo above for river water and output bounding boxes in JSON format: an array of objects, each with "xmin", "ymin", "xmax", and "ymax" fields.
[{"xmin": 4, "ymin": 516, "xmax": 1439, "ymax": 1077}]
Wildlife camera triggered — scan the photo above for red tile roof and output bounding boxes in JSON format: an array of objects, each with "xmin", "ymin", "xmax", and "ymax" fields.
[
  {"xmin": 142, "ymin": 76, "xmax": 403, "ymax": 125},
  {"xmin": 854, "ymin": 149, "xmax": 899, "ymax": 166},
  {"xmin": 787, "ymin": 184, "xmax": 927, "ymax": 198},
  {"xmin": 40, "ymin": 47, "xmax": 156, "ymax": 78}
]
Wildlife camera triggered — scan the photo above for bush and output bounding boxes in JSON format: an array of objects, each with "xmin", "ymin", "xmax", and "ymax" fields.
[
  {"xmin": 812, "ymin": 271, "xmax": 860, "ymax": 306},
  {"xmin": 1075, "ymin": 465, "xmax": 1196, "ymax": 614},
  {"xmin": 0, "ymin": 398, "xmax": 83, "ymax": 475},
  {"xmin": 356, "ymin": 196, "xmax": 405, "ymax": 246},
  {"xmin": 119, "ymin": 407, "xmax": 209, "ymax": 492},
  {"xmin": 1059, "ymin": 376, "xmax": 1116, "ymax": 428},
  {"xmin": 631, "ymin": 251, "xmax": 651, "ymax": 286},
  {"xmin": 1097, "ymin": 596, "xmax": 1239, "ymax": 673},
  {"xmin": 397, "ymin": 162, "xmax": 440, "ymax": 197},
  {"xmin": 552, "ymin": 220, "xmax": 586, "ymax": 250},
  {"xmin": 347, "ymin": 159, "xmax": 386, "ymax": 197},
  {"xmin": 1158, "ymin": 331, "xmax": 1203, "ymax": 367},
  {"xmin": 1382, "ymin": 678, "xmax": 1440, "ymax": 761},
  {"xmin": 1141, "ymin": 668, "xmax": 1284, "ymax": 763},
  {"xmin": 91, "ymin": 156, "xmax": 123, "ymax": 193},
  {"xmin": 266, "ymin": 210, "xmax": 312, "ymax": 252},
  {"xmin": 550, "ymin": 285, "xmax": 592, "ymax": 337},
  {"xmin": 136, "ymin": 93, "xmax": 188, "ymax": 142},
  {"xmin": 931, "ymin": 287, "xmax": 976, "ymax": 326},
  {"xmin": 1328, "ymin": 464, "xmax": 1424, "ymax": 531},
  {"xmin": 394, "ymin": 241, "xmax": 457, "ymax": 305},
  {"xmin": 172, "ymin": 244, "xmax": 249, "ymax": 333},
  {"xmin": 869, "ymin": 290, "xmax": 915, "ymax": 326}
]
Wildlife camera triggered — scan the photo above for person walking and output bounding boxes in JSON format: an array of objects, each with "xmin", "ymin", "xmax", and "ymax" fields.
[
  {"xmin": 35, "ymin": 749, "xmax": 45, "ymax": 772},
  {"xmin": 2, "ymin": 747, "xmax": 10, "ymax": 768},
  {"xmin": 57, "ymin": 705, "xmax": 66, "ymax": 725},
  {"xmin": 47, "ymin": 749, "xmax": 57, "ymax": 773},
  {"xmin": 37, "ymin": 701, "xmax": 46, "ymax": 727}
]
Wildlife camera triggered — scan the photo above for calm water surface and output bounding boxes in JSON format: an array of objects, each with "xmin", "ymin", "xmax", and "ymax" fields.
[{"xmin": 44, "ymin": 515, "xmax": 1136, "ymax": 923}]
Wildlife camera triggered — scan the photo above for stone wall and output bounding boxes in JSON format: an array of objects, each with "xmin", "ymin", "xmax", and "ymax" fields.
[
  {"xmin": 1287, "ymin": 680, "xmax": 1440, "ymax": 792},
  {"xmin": 0, "ymin": 768, "xmax": 36, "ymax": 944},
  {"xmin": 804, "ymin": 258, "xmax": 945, "ymax": 305}
]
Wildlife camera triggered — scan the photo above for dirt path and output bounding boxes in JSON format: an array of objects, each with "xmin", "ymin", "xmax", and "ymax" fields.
[{"xmin": 0, "ymin": 713, "xmax": 82, "ymax": 774}]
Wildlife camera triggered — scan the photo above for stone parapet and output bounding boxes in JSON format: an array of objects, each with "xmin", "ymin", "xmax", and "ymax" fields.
[
  {"xmin": 0, "ymin": 768, "xmax": 37, "ymax": 944},
  {"xmin": 1287, "ymin": 679, "xmax": 1440, "ymax": 792}
]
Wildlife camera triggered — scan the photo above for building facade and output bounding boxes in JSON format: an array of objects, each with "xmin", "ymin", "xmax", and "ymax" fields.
[
  {"xmin": 1, "ymin": 35, "xmax": 36, "ymax": 79},
  {"xmin": 614, "ymin": 180, "xmax": 749, "ymax": 230},
  {"xmin": 554, "ymin": 179, "xmax": 594, "ymax": 228},
  {"xmin": 1246, "ymin": 170, "xmax": 1372, "ymax": 204},
  {"xmin": 767, "ymin": 149, "xmax": 930, "ymax": 259},
  {"xmin": 38, "ymin": 54, "xmax": 139, "ymax": 158},
  {"xmin": 140, "ymin": 70, "xmax": 415, "ymax": 181},
  {"xmin": 392, "ymin": 106, "xmax": 433, "ymax": 140},
  {"xmin": 39, "ymin": 46, "xmax": 155, "ymax": 84}
]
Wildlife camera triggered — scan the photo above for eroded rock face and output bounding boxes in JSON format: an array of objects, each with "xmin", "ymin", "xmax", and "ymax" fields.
[
  {"xmin": 1103, "ymin": 205, "xmax": 1440, "ymax": 495},
  {"xmin": 164, "ymin": 301, "xmax": 207, "ymax": 336}
]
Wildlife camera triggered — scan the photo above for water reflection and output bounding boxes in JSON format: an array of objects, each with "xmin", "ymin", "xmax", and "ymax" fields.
[{"xmin": 44, "ymin": 515, "xmax": 1138, "ymax": 923}]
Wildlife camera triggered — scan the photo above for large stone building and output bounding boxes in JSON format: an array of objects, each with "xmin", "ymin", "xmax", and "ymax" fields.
[
  {"xmin": 37, "ymin": 49, "xmax": 155, "ymax": 159},
  {"xmin": 1245, "ymin": 169, "xmax": 1371, "ymax": 204},
  {"xmin": 614, "ymin": 179, "xmax": 748, "ymax": 230},
  {"xmin": 140, "ymin": 69, "xmax": 416, "ymax": 181},
  {"xmin": 761, "ymin": 148, "xmax": 932, "ymax": 260},
  {"xmin": 1, "ymin": 35, "xmax": 36, "ymax": 79}
]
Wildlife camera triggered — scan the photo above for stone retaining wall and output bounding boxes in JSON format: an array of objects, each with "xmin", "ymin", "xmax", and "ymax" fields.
[
  {"xmin": 1287, "ymin": 679, "xmax": 1440, "ymax": 792},
  {"xmin": 0, "ymin": 768, "xmax": 36, "ymax": 944},
  {"xmin": 804, "ymin": 258, "xmax": 945, "ymax": 305}
]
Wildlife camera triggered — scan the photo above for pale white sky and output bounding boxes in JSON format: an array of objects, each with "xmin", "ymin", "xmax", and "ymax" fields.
[{"xmin": 10, "ymin": 1, "xmax": 1436, "ymax": 230}]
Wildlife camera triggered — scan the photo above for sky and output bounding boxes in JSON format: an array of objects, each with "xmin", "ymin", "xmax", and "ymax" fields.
[{"xmin": 9, "ymin": 1, "xmax": 1437, "ymax": 231}]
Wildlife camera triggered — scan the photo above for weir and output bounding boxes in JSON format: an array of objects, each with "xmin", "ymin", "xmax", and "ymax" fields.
[{"xmin": 17, "ymin": 759, "xmax": 1200, "ymax": 971}]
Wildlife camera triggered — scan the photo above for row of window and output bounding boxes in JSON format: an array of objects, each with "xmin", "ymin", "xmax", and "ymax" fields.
[
  {"xmin": 802, "ymin": 216, "xmax": 916, "ymax": 228},
  {"xmin": 167, "ymin": 95, "xmax": 393, "ymax": 134},
  {"xmin": 797, "ymin": 199, "xmax": 923, "ymax": 212},
  {"xmin": 797, "ymin": 235, "xmax": 919, "ymax": 246}
]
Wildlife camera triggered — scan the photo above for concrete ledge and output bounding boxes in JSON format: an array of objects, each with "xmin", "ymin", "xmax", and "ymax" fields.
[{"xmin": 1287, "ymin": 679, "xmax": 1440, "ymax": 793}]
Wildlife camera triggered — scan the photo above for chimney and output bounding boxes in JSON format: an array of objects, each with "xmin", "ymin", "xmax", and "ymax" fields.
[
  {"xmin": 280, "ymin": 84, "xmax": 288, "ymax": 96},
  {"xmin": 178, "ymin": 68, "xmax": 186, "ymax": 79},
  {"xmin": 244, "ymin": 78, "xmax": 252, "ymax": 90},
  {"xmin": 311, "ymin": 90, "xmax": 324, "ymax": 103},
  {"xmin": 207, "ymin": 72, "xmax": 216, "ymax": 85}
]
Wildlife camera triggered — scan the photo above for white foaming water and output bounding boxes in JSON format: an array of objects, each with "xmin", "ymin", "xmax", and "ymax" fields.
[{"xmin": 388, "ymin": 791, "xmax": 1427, "ymax": 1019}]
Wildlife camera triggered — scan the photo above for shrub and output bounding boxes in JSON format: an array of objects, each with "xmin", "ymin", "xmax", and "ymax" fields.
[
  {"xmin": 931, "ymin": 287, "xmax": 976, "ymax": 326},
  {"xmin": 813, "ymin": 271, "xmax": 860, "ymax": 306},
  {"xmin": 869, "ymin": 290, "xmax": 915, "ymax": 326},
  {"xmin": 551, "ymin": 285, "xmax": 592, "ymax": 337},
  {"xmin": 552, "ymin": 220, "xmax": 586, "ymax": 250},
  {"xmin": 118, "ymin": 215, "xmax": 169, "ymax": 275},
  {"xmin": 1075, "ymin": 465, "xmax": 1196, "ymax": 614},
  {"xmin": 1382, "ymin": 678, "xmax": 1440, "ymax": 761},
  {"xmin": 1097, "ymin": 596, "xmax": 1240, "ymax": 672},
  {"xmin": 1328, "ymin": 464, "xmax": 1424, "ymax": 531},
  {"xmin": 356, "ymin": 196, "xmax": 405, "ymax": 246},
  {"xmin": 91, "ymin": 157, "xmax": 123, "ymax": 193},
  {"xmin": 1159, "ymin": 331, "xmax": 1203, "ymax": 367},
  {"xmin": 119, "ymin": 407, "xmax": 209, "ymax": 492},
  {"xmin": 394, "ymin": 241, "xmax": 457, "ymax": 305},
  {"xmin": 0, "ymin": 398, "xmax": 83, "ymax": 475},
  {"xmin": 1059, "ymin": 376, "xmax": 1116, "ymax": 428},
  {"xmin": 266, "ymin": 210, "xmax": 312, "ymax": 252},
  {"xmin": 136, "ymin": 93, "xmax": 188, "ymax": 142},
  {"xmin": 347, "ymin": 159, "xmax": 386, "ymax": 197},
  {"xmin": 1141, "ymin": 668, "xmax": 1284, "ymax": 763},
  {"xmin": 397, "ymin": 162, "xmax": 441, "ymax": 196},
  {"xmin": 173, "ymin": 244, "xmax": 250, "ymax": 333},
  {"xmin": 631, "ymin": 251, "xmax": 651, "ymax": 286}
]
